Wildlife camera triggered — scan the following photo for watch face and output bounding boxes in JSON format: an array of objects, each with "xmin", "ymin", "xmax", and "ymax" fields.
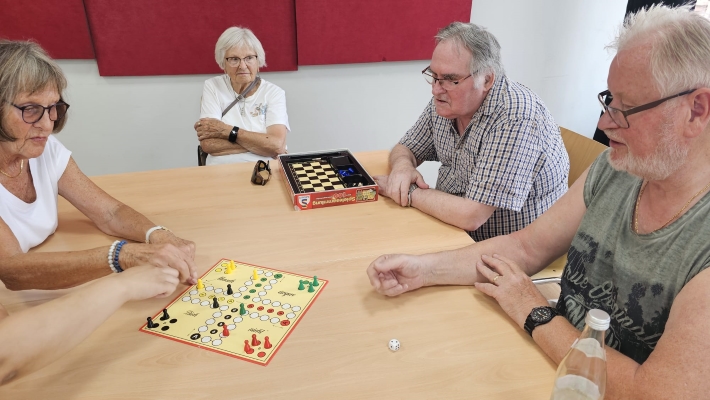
[{"xmin": 531, "ymin": 307, "xmax": 553, "ymax": 323}]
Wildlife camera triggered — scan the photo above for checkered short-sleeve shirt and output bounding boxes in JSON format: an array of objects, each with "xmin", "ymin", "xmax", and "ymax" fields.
[{"xmin": 399, "ymin": 75, "xmax": 569, "ymax": 241}]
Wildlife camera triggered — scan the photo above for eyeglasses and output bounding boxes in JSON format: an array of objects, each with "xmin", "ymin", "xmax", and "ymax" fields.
[
  {"xmin": 422, "ymin": 67, "xmax": 472, "ymax": 90},
  {"xmin": 251, "ymin": 160, "xmax": 271, "ymax": 186},
  {"xmin": 597, "ymin": 89, "xmax": 695, "ymax": 129},
  {"xmin": 10, "ymin": 101, "xmax": 69, "ymax": 124},
  {"xmin": 225, "ymin": 55, "xmax": 258, "ymax": 67}
]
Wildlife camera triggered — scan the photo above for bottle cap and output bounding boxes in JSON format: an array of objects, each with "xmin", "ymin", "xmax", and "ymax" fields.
[{"xmin": 585, "ymin": 309, "xmax": 611, "ymax": 331}]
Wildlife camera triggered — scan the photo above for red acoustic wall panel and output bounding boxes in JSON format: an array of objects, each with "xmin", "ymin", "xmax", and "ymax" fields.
[
  {"xmin": 296, "ymin": 0, "xmax": 471, "ymax": 65},
  {"xmin": 0, "ymin": 0, "xmax": 94, "ymax": 59},
  {"xmin": 84, "ymin": 0, "xmax": 297, "ymax": 76}
]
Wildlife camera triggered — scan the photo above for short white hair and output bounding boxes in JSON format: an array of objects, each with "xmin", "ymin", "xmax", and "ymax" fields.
[
  {"xmin": 435, "ymin": 22, "xmax": 505, "ymax": 78},
  {"xmin": 610, "ymin": 4, "xmax": 710, "ymax": 96},
  {"xmin": 214, "ymin": 27, "xmax": 266, "ymax": 70}
]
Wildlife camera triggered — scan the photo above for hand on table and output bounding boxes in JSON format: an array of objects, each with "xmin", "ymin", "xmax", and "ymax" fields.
[
  {"xmin": 114, "ymin": 265, "xmax": 180, "ymax": 300},
  {"xmin": 474, "ymin": 254, "xmax": 550, "ymax": 329},
  {"xmin": 120, "ymin": 242, "xmax": 198, "ymax": 286},
  {"xmin": 366, "ymin": 254, "xmax": 429, "ymax": 296},
  {"xmin": 195, "ymin": 118, "xmax": 230, "ymax": 141},
  {"xmin": 373, "ymin": 164, "xmax": 429, "ymax": 206}
]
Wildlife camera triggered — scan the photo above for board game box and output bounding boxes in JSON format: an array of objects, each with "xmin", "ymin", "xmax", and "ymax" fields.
[
  {"xmin": 139, "ymin": 259, "xmax": 327, "ymax": 366},
  {"xmin": 278, "ymin": 150, "xmax": 378, "ymax": 210}
]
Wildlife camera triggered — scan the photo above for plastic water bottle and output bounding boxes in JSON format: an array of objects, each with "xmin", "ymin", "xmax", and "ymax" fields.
[{"xmin": 550, "ymin": 309, "xmax": 611, "ymax": 400}]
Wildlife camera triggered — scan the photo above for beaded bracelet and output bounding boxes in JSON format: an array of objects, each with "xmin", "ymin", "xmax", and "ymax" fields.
[
  {"xmin": 145, "ymin": 225, "xmax": 171, "ymax": 244},
  {"xmin": 113, "ymin": 240, "xmax": 127, "ymax": 272},
  {"xmin": 108, "ymin": 240, "xmax": 121, "ymax": 273}
]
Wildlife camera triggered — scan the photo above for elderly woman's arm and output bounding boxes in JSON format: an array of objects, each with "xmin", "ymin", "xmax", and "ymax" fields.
[
  {"xmin": 0, "ymin": 158, "xmax": 197, "ymax": 290},
  {"xmin": 197, "ymin": 121, "xmax": 287, "ymax": 158},
  {"xmin": 0, "ymin": 265, "xmax": 179, "ymax": 385}
]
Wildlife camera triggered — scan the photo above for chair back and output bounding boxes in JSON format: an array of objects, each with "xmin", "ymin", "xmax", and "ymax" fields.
[
  {"xmin": 197, "ymin": 95, "xmax": 207, "ymax": 166},
  {"xmin": 560, "ymin": 127, "xmax": 608, "ymax": 187}
]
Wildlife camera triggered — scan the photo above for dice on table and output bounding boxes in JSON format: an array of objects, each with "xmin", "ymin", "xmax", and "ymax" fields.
[{"xmin": 388, "ymin": 339, "xmax": 400, "ymax": 352}]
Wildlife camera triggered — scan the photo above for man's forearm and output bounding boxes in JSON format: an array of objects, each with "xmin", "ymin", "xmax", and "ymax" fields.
[
  {"xmin": 389, "ymin": 144, "xmax": 419, "ymax": 170},
  {"xmin": 410, "ymin": 188, "xmax": 496, "ymax": 232}
]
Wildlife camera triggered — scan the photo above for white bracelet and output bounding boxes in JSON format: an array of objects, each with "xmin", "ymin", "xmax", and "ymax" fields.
[
  {"xmin": 108, "ymin": 240, "xmax": 120, "ymax": 273},
  {"xmin": 145, "ymin": 225, "xmax": 170, "ymax": 244}
]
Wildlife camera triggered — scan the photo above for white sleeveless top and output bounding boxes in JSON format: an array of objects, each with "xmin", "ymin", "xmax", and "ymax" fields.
[{"xmin": 0, "ymin": 135, "xmax": 71, "ymax": 252}]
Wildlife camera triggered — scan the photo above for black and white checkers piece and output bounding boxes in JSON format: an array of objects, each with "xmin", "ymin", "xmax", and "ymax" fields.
[{"xmin": 288, "ymin": 159, "xmax": 345, "ymax": 193}]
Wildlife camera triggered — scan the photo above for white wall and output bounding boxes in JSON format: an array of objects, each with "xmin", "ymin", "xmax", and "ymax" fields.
[
  {"xmin": 471, "ymin": 0, "xmax": 627, "ymax": 136},
  {"xmin": 55, "ymin": 0, "xmax": 626, "ymax": 177}
]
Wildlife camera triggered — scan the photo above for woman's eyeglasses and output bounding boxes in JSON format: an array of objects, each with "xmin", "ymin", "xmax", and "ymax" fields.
[{"xmin": 10, "ymin": 101, "xmax": 70, "ymax": 124}]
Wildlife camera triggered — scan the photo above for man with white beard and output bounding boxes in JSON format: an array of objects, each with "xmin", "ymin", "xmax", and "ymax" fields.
[{"xmin": 367, "ymin": 5, "xmax": 710, "ymax": 398}]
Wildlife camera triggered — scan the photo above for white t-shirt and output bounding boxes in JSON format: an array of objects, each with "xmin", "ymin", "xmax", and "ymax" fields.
[
  {"xmin": 200, "ymin": 76, "xmax": 290, "ymax": 165},
  {"xmin": 0, "ymin": 135, "xmax": 71, "ymax": 252}
]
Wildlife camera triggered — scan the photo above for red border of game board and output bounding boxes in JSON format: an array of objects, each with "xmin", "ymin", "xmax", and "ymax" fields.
[{"xmin": 139, "ymin": 259, "xmax": 328, "ymax": 366}]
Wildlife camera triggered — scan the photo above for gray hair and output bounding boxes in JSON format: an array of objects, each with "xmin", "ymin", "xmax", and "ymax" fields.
[
  {"xmin": 0, "ymin": 40, "xmax": 68, "ymax": 142},
  {"xmin": 610, "ymin": 4, "xmax": 710, "ymax": 96},
  {"xmin": 435, "ymin": 22, "xmax": 505, "ymax": 78},
  {"xmin": 214, "ymin": 27, "xmax": 266, "ymax": 70}
]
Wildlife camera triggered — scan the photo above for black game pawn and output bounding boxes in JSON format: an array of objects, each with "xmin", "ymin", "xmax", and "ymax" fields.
[
  {"xmin": 146, "ymin": 317, "xmax": 158, "ymax": 329},
  {"xmin": 212, "ymin": 297, "xmax": 220, "ymax": 309},
  {"xmin": 227, "ymin": 284, "xmax": 233, "ymax": 295},
  {"xmin": 160, "ymin": 308, "xmax": 170, "ymax": 321}
]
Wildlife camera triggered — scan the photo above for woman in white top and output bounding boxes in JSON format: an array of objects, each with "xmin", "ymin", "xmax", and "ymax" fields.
[
  {"xmin": 0, "ymin": 41, "xmax": 197, "ymax": 290},
  {"xmin": 194, "ymin": 27, "xmax": 290, "ymax": 165}
]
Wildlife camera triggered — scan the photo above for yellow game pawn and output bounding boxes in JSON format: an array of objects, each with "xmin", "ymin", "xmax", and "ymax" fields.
[
  {"xmin": 253, "ymin": 269, "xmax": 258, "ymax": 281},
  {"xmin": 229, "ymin": 260, "xmax": 236, "ymax": 271},
  {"xmin": 196, "ymin": 278, "xmax": 204, "ymax": 290}
]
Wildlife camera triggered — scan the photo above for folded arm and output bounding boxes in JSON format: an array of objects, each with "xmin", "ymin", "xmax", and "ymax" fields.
[{"xmin": 196, "ymin": 119, "xmax": 287, "ymax": 158}]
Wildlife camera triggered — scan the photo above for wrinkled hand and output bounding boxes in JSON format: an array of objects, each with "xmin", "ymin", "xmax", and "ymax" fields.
[
  {"xmin": 195, "ymin": 118, "xmax": 230, "ymax": 141},
  {"xmin": 120, "ymin": 243, "xmax": 198, "ymax": 286},
  {"xmin": 149, "ymin": 230, "xmax": 196, "ymax": 260},
  {"xmin": 115, "ymin": 265, "xmax": 180, "ymax": 300},
  {"xmin": 473, "ymin": 254, "xmax": 550, "ymax": 328},
  {"xmin": 374, "ymin": 164, "xmax": 429, "ymax": 206},
  {"xmin": 366, "ymin": 254, "xmax": 429, "ymax": 296}
]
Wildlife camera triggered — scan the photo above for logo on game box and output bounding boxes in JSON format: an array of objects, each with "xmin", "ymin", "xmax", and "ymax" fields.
[{"xmin": 297, "ymin": 195, "xmax": 310, "ymax": 209}]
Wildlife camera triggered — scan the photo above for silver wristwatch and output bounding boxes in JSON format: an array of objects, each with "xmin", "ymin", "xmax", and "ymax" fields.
[{"xmin": 407, "ymin": 183, "xmax": 418, "ymax": 207}]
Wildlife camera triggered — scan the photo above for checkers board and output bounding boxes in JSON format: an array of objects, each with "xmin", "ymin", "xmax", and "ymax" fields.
[
  {"xmin": 288, "ymin": 159, "xmax": 345, "ymax": 193},
  {"xmin": 278, "ymin": 150, "xmax": 378, "ymax": 210}
]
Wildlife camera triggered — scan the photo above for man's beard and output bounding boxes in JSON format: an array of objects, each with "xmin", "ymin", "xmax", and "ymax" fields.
[{"xmin": 605, "ymin": 113, "xmax": 688, "ymax": 181}]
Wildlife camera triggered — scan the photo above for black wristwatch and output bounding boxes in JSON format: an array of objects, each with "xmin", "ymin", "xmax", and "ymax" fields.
[
  {"xmin": 524, "ymin": 306, "xmax": 559, "ymax": 336},
  {"xmin": 228, "ymin": 126, "xmax": 239, "ymax": 143}
]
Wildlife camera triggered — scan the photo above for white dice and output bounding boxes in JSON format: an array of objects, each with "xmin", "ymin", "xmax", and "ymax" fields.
[{"xmin": 388, "ymin": 339, "xmax": 400, "ymax": 352}]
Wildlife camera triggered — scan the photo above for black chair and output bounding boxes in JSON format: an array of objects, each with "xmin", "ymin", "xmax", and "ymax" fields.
[{"xmin": 197, "ymin": 145, "xmax": 208, "ymax": 166}]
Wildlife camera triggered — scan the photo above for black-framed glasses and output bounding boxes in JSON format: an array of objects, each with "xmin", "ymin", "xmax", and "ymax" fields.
[
  {"xmin": 422, "ymin": 67, "xmax": 472, "ymax": 90},
  {"xmin": 10, "ymin": 101, "xmax": 69, "ymax": 124},
  {"xmin": 251, "ymin": 160, "xmax": 271, "ymax": 186},
  {"xmin": 225, "ymin": 55, "xmax": 258, "ymax": 67},
  {"xmin": 597, "ymin": 89, "xmax": 695, "ymax": 129}
]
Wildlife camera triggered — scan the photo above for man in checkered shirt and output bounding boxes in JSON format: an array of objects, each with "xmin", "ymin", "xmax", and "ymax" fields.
[{"xmin": 374, "ymin": 22, "xmax": 569, "ymax": 241}]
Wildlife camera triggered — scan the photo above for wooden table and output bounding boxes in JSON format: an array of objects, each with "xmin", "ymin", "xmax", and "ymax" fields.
[{"xmin": 0, "ymin": 151, "xmax": 557, "ymax": 399}]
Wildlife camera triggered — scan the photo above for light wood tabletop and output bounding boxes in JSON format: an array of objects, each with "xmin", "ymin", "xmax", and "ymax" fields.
[{"xmin": 0, "ymin": 151, "xmax": 557, "ymax": 399}]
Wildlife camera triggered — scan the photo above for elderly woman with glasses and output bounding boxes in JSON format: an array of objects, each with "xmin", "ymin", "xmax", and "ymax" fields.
[
  {"xmin": 0, "ymin": 40, "xmax": 198, "ymax": 290},
  {"xmin": 194, "ymin": 27, "xmax": 290, "ymax": 165}
]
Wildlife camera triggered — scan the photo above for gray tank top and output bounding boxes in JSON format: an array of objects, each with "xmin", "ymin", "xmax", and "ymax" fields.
[{"xmin": 556, "ymin": 150, "xmax": 710, "ymax": 363}]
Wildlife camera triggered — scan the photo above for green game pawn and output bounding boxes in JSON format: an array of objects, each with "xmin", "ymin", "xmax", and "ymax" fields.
[
  {"xmin": 298, "ymin": 280, "xmax": 305, "ymax": 291},
  {"xmin": 312, "ymin": 276, "xmax": 319, "ymax": 287},
  {"xmin": 240, "ymin": 303, "xmax": 247, "ymax": 316},
  {"xmin": 308, "ymin": 282, "xmax": 314, "ymax": 293}
]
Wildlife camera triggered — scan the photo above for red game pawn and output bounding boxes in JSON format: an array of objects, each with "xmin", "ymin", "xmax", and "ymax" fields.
[
  {"xmin": 244, "ymin": 340, "xmax": 254, "ymax": 354},
  {"xmin": 264, "ymin": 336, "xmax": 272, "ymax": 349},
  {"xmin": 222, "ymin": 325, "xmax": 230, "ymax": 337},
  {"xmin": 251, "ymin": 333, "xmax": 261, "ymax": 347}
]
